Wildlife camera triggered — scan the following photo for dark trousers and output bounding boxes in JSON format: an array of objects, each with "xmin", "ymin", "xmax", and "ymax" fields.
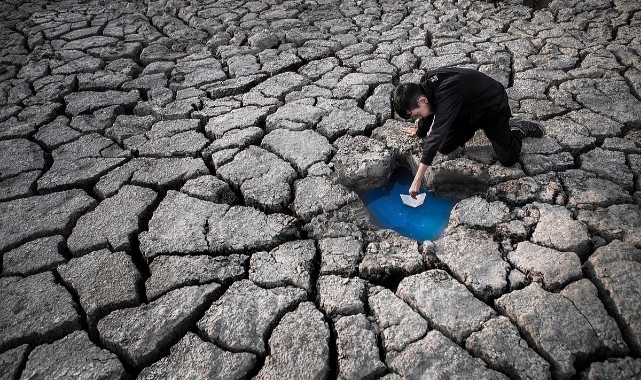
[{"xmin": 438, "ymin": 114, "xmax": 522, "ymax": 167}]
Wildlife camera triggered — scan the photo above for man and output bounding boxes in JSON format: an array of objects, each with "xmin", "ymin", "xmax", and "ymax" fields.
[{"xmin": 392, "ymin": 67, "xmax": 545, "ymax": 198}]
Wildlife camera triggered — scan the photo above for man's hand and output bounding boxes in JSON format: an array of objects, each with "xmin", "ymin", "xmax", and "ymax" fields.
[
  {"xmin": 409, "ymin": 179, "xmax": 421, "ymax": 199},
  {"xmin": 410, "ymin": 163, "xmax": 429, "ymax": 199},
  {"xmin": 402, "ymin": 127, "xmax": 417, "ymax": 137}
]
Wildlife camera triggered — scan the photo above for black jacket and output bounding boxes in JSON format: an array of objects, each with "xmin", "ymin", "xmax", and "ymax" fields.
[{"xmin": 415, "ymin": 67, "xmax": 510, "ymax": 165}]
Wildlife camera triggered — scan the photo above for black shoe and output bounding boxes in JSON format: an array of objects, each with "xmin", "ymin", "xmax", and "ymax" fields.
[{"xmin": 510, "ymin": 119, "xmax": 545, "ymax": 139}]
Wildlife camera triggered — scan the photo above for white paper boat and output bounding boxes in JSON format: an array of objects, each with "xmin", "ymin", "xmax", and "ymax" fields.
[{"xmin": 400, "ymin": 193, "xmax": 426, "ymax": 207}]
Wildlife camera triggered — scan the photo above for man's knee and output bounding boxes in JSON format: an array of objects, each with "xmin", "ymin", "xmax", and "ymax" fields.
[
  {"xmin": 438, "ymin": 145, "xmax": 459, "ymax": 155},
  {"xmin": 497, "ymin": 155, "xmax": 519, "ymax": 167}
]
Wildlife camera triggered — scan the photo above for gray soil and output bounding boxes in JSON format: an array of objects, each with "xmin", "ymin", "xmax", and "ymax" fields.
[{"xmin": 1, "ymin": 0, "xmax": 641, "ymax": 379}]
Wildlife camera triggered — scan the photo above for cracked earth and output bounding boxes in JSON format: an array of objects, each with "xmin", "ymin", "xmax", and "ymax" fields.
[{"xmin": 1, "ymin": 0, "xmax": 641, "ymax": 379}]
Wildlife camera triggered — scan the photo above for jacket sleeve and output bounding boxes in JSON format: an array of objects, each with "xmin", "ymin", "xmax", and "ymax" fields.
[
  {"xmin": 420, "ymin": 92, "xmax": 463, "ymax": 165},
  {"xmin": 415, "ymin": 114, "xmax": 434, "ymax": 138}
]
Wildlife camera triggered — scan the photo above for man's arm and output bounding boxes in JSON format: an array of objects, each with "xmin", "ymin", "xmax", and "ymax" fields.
[
  {"xmin": 415, "ymin": 115, "xmax": 434, "ymax": 137},
  {"xmin": 409, "ymin": 92, "xmax": 462, "ymax": 197},
  {"xmin": 401, "ymin": 125, "xmax": 428, "ymax": 198},
  {"xmin": 419, "ymin": 93, "xmax": 463, "ymax": 166},
  {"xmin": 410, "ymin": 162, "xmax": 429, "ymax": 198}
]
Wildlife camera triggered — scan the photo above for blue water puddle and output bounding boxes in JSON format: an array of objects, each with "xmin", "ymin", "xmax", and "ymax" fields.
[{"xmin": 357, "ymin": 168, "xmax": 459, "ymax": 242}]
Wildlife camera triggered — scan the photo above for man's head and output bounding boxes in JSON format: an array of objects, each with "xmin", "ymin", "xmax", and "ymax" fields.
[{"xmin": 392, "ymin": 83, "xmax": 432, "ymax": 120}]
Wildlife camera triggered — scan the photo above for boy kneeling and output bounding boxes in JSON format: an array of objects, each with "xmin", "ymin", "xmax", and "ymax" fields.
[{"xmin": 392, "ymin": 67, "xmax": 545, "ymax": 198}]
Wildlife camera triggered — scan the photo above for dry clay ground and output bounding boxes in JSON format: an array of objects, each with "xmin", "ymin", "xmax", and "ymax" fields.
[{"xmin": 1, "ymin": 0, "xmax": 641, "ymax": 379}]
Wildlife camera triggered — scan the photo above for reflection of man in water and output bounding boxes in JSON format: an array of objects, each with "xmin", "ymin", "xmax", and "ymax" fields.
[{"xmin": 392, "ymin": 67, "xmax": 545, "ymax": 198}]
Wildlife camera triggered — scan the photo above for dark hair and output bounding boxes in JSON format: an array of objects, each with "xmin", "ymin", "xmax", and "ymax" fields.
[{"xmin": 392, "ymin": 83, "xmax": 425, "ymax": 119}]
